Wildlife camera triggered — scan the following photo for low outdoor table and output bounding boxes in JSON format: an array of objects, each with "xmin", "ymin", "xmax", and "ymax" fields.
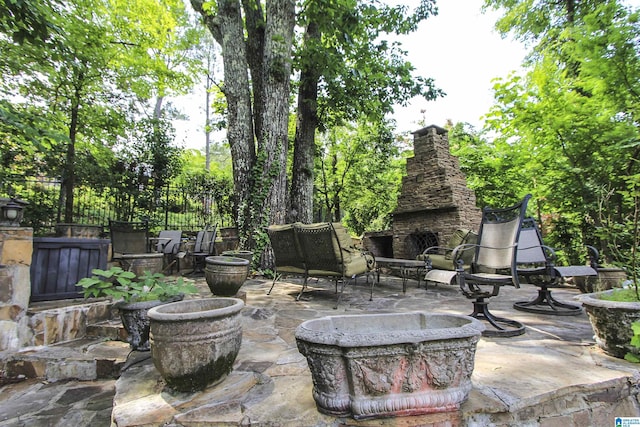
[{"xmin": 374, "ymin": 257, "xmax": 426, "ymax": 293}]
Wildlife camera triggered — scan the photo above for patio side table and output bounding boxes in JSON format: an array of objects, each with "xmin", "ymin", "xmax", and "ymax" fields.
[{"xmin": 374, "ymin": 257, "xmax": 426, "ymax": 293}]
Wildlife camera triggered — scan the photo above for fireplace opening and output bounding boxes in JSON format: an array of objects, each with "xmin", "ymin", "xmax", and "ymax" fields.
[
  {"xmin": 364, "ymin": 233, "xmax": 394, "ymax": 258},
  {"xmin": 405, "ymin": 231, "xmax": 438, "ymax": 259}
]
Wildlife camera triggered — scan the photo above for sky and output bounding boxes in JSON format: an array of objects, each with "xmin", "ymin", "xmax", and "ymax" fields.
[
  {"xmin": 173, "ymin": 0, "xmax": 528, "ymax": 149},
  {"xmin": 391, "ymin": 0, "xmax": 526, "ymax": 133}
]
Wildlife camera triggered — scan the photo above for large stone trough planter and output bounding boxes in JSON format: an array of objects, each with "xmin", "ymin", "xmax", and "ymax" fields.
[
  {"xmin": 148, "ymin": 297, "xmax": 244, "ymax": 392},
  {"xmin": 295, "ymin": 312, "xmax": 484, "ymax": 420}
]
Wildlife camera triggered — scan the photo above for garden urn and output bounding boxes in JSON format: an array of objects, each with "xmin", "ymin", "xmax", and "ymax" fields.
[
  {"xmin": 204, "ymin": 256, "xmax": 250, "ymax": 296},
  {"xmin": 148, "ymin": 297, "xmax": 244, "ymax": 392}
]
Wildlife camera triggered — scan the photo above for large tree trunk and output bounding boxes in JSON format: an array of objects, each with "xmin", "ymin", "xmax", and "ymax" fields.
[
  {"xmin": 289, "ymin": 22, "xmax": 320, "ymax": 224},
  {"xmin": 192, "ymin": 0, "xmax": 256, "ymax": 232},
  {"xmin": 242, "ymin": 0, "xmax": 265, "ymax": 143},
  {"xmin": 256, "ymin": 0, "xmax": 294, "ymax": 227}
]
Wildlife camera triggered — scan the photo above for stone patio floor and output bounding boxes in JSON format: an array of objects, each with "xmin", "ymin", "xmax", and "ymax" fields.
[{"xmin": 1, "ymin": 273, "xmax": 640, "ymax": 426}]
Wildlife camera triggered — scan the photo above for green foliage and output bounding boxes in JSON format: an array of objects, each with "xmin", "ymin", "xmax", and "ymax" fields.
[
  {"xmin": 468, "ymin": 1, "xmax": 640, "ymax": 269},
  {"xmin": 76, "ymin": 267, "xmax": 198, "ymax": 303},
  {"xmin": 316, "ymin": 120, "xmax": 404, "ymax": 235},
  {"xmin": 624, "ymin": 321, "xmax": 640, "ymax": 363}
]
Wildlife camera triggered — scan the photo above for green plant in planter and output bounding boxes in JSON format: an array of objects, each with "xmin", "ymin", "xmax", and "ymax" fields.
[
  {"xmin": 596, "ymin": 174, "xmax": 640, "ymax": 302},
  {"xmin": 625, "ymin": 321, "xmax": 640, "ymax": 363},
  {"xmin": 77, "ymin": 266, "xmax": 198, "ymax": 303}
]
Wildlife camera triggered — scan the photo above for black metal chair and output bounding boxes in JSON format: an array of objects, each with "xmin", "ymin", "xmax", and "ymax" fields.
[
  {"xmin": 454, "ymin": 194, "xmax": 531, "ymax": 337},
  {"xmin": 108, "ymin": 219, "xmax": 150, "ymax": 260},
  {"xmin": 182, "ymin": 225, "xmax": 217, "ymax": 275},
  {"xmin": 152, "ymin": 230, "xmax": 183, "ymax": 274},
  {"xmin": 513, "ymin": 218, "xmax": 598, "ymax": 315}
]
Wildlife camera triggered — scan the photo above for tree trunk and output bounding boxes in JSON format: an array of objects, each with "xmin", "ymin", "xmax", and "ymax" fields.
[
  {"xmin": 63, "ymin": 89, "xmax": 81, "ymax": 223},
  {"xmin": 253, "ymin": 0, "xmax": 295, "ymax": 229},
  {"xmin": 288, "ymin": 22, "xmax": 320, "ymax": 224},
  {"xmin": 242, "ymin": 0, "xmax": 265, "ymax": 143},
  {"xmin": 192, "ymin": 0, "xmax": 256, "ymax": 232}
]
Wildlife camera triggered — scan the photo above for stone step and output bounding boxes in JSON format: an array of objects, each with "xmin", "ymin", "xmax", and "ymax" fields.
[
  {"xmin": 86, "ymin": 319, "xmax": 127, "ymax": 343},
  {"xmin": 0, "ymin": 338, "xmax": 130, "ymax": 384},
  {"xmin": 26, "ymin": 299, "xmax": 117, "ymax": 347}
]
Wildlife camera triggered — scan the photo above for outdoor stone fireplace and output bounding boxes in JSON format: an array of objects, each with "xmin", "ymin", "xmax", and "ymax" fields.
[{"xmin": 364, "ymin": 125, "xmax": 481, "ymax": 259}]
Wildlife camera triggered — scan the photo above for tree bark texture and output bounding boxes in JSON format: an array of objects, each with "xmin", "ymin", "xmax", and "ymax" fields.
[
  {"xmin": 288, "ymin": 22, "xmax": 320, "ymax": 224},
  {"xmin": 253, "ymin": 0, "xmax": 295, "ymax": 228},
  {"xmin": 192, "ymin": 0, "xmax": 256, "ymax": 232}
]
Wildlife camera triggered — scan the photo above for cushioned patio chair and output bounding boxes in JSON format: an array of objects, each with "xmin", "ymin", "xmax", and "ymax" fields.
[
  {"xmin": 295, "ymin": 222, "xmax": 374, "ymax": 308},
  {"xmin": 267, "ymin": 223, "xmax": 307, "ymax": 296},
  {"xmin": 420, "ymin": 229, "xmax": 478, "ymax": 288},
  {"xmin": 513, "ymin": 218, "xmax": 598, "ymax": 315}
]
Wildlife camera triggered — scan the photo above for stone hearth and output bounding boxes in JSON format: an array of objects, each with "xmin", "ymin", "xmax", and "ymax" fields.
[{"xmin": 365, "ymin": 125, "xmax": 481, "ymax": 259}]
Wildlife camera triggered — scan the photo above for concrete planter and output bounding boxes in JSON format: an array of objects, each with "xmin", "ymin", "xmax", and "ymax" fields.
[
  {"xmin": 148, "ymin": 298, "xmax": 244, "ymax": 392},
  {"xmin": 115, "ymin": 296, "xmax": 182, "ymax": 351},
  {"xmin": 119, "ymin": 253, "xmax": 164, "ymax": 276},
  {"xmin": 205, "ymin": 256, "xmax": 250, "ymax": 296},
  {"xmin": 295, "ymin": 312, "xmax": 484, "ymax": 420},
  {"xmin": 575, "ymin": 267, "xmax": 627, "ymax": 293},
  {"xmin": 578, "ymin": 289, "xmax": 640, "ymax": 359}
]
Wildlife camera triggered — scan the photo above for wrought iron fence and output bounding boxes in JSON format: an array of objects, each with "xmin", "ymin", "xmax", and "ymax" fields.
[{"xmin": 1, "ymin": 177, "xmax": 233, "ymax": 236}]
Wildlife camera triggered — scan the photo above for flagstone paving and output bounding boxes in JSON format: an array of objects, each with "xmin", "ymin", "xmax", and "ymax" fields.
[{"xmin": 1, "ymin": 273, "xmax": 639, "ymax": 426}]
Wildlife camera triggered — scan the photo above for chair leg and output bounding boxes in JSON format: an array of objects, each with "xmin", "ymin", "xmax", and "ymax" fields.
[
  {"xmin": 267, "ymin": 273, "xmax": 280, "ymax": 295},
  {"xmin": 513, "ymin": 288, "xmax": 582, "ymax": 316},
  {"xmin": 296, "ymin": 276, "xmax": 309, "ymax": 301},
  {"xmin": 470, "ymin": 298, "xmax": 525, "ymax": 337}
]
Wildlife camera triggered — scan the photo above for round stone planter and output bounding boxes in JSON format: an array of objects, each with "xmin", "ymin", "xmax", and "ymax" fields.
[
  {"xmin": 119, "ymin": 253, "xmax": 164, "ymax": 276},
  {"xmin": 148, "ymin": 297, "xmax": 244, "ymax": 392},
  {"xmin": 295, "ymin": 312, "xmax": 485, "ymax": 419},
  {"xmin": 204, "ymin": 256, "xmax": 250, "ymax": 296},
  {"xmin": 578, "ymin": 289, "xmax": 640, "ymax": 359},
  {"xmin": 575, "ymin": 267, "xmax": 627, "ymax": 293},
  {"xmin": 115, "ymin": 296, "xmax": 183, "ymax": 351}
]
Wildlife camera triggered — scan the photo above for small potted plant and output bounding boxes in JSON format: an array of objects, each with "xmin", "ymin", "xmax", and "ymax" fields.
[{"xmin": 77, "ymin": 267, "xmax": 198, "ymax": 351}]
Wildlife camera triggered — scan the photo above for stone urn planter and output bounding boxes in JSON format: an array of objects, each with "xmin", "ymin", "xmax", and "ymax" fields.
[
  {"xmin": 115, "ymin": 296, "xmax": 182, "ymax": 351},
  {"xmin": 148, "ymin": 297, "xmax": 244, "ymax": 392},
  {"xmin": 575, "ymin": 267, "xmax": 627, "ymax": 293},
  {"xmin": 295, "ymin": 312, "xmax": 485, "ymax": 420},
  {"xmin": 204, "ymin": 256, "xmax": 250, "ymax": 296},
  {"xmin": 578, "ymin": 290, "xmax": 640, "ymax": 359}
]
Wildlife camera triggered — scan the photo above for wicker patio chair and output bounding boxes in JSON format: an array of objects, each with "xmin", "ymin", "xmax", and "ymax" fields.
[
  {"xmin": 420, "ymin": 229, "xmax": 478, "ymax": 288},
  {"xmin": 513, "ymin": 218, "xmax": 598, "ymax": 315},
  {"xmin": 266, "ymin": 223, "xmax": 307, "ymax": 296},
  {"xmin": 295, "ymin": 222, "xmax": 374, "ymax": 308}
]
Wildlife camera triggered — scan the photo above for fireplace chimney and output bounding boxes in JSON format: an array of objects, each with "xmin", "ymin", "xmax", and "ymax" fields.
[{"xmin": 390, "ymin": 125, "xmax": 481, "ymax": 259}]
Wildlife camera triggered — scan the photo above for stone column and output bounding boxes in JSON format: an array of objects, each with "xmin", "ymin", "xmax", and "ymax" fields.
[{"xmin": 0, "ymin": 227, "xmax": 33, "ymax": 351}]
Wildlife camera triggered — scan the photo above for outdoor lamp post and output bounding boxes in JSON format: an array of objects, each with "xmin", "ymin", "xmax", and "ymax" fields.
[{"xmin": 1, "ymin": 198, "xmax": 24, "ymax": 227}]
